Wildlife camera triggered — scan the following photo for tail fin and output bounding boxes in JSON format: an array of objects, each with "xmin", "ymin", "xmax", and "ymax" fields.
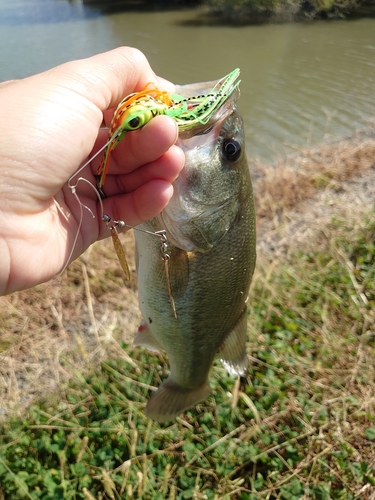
[{"xmin": 145, "ymin": 377, "xmax": 211, "ymax": 423}]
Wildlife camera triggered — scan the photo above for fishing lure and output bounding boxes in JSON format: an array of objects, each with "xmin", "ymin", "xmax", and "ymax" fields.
[
  {"xmin": 65, "ymin": 69, "xmax": 240, "ymax": 318},
  {"xmin": 65, "ymin": 168, "xmax": 175, "ymax": 299},
  {"xmin": 96, "ymin": 68, "xmax": 241, "ymax": 188}
]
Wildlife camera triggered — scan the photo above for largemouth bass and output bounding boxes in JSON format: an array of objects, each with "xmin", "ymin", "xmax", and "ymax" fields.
[{"xmin": 134, "ymin": 72, "xmax": 256, "ymax": 422}]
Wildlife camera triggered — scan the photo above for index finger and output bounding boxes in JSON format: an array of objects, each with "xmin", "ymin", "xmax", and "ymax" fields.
[{"xmin": 57, "ymin": 47, "xmax": 175, "ymax": 115}]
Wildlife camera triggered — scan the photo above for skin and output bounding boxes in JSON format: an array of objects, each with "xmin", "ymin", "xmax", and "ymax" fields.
[{"xmin": 0, "ymin": 47, "xmax": 184, "ymax": 296}]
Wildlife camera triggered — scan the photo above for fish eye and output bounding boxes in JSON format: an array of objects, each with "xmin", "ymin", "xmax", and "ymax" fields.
[{"xmin": 222, "ymin": 139, "xmax": 241, "ymax": 161}]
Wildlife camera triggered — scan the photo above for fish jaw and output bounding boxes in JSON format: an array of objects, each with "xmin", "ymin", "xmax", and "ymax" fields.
[{"xmin": 145, "ymin": 375, "xmax": 211, "ymax": 423}]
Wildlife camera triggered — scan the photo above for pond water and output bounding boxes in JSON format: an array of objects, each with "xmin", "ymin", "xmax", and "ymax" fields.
[{"xmin": 1, "ymin": 0, "xmax": 374, "ymax": 162}]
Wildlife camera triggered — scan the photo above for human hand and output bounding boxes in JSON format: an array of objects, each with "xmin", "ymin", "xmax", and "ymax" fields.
[{"xmin": 0, "ymin": 47, "xmax": 184, "ymax": 295}]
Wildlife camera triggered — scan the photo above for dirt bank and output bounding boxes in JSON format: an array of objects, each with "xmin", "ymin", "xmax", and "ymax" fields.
[{"xmin": 254, "ymin": 123, "xmax": 375, "ymax": 255}]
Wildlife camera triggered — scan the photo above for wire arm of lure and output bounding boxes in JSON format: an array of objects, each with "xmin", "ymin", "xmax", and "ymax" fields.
[
  {"xmin": 65, "ymin": 143, "xmax": 176, "ymax": 290},
  {"xmin": 61, "ymin": 135, "xmax": 118, "ymax": 278},
  {"xmin": 68, "ymin": 128, "xmax": 123, "ymax": 190},
  {"xmin": 100, "ymin": 216, "xmax": 178, "ymax": 318},
  {"xmin": 57, "ymin": 176, "xmax": 105, "ymax": 279}
]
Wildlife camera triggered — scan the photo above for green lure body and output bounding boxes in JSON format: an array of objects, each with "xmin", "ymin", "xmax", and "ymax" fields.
[{"xmin": 97, "ymin": 68, "xmax": 241, "ymax": 187}]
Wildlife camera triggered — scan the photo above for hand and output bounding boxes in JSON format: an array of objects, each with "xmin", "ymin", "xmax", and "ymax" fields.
[{"xmin": 0, "ymin": 47, "xmax": 184, "ymax": 295}]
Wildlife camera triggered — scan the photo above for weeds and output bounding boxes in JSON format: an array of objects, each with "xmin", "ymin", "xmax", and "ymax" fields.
[
  {"xmin": 203, "ymin": 0, "xmax": 368, "ymax": 23},
  {"xmin": 253, "ymin": 128, "xmax": 375, "ymax": 219},
  {"xmin": 1, "ymin": 129, "xmax": 374, "ymax": 498},
  {"xmin": 0, "ymin": 202, "xmax": 374, "ymax": 498}
]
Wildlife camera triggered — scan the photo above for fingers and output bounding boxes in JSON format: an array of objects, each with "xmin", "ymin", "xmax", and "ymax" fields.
[
  {"xmin": 92, "ymin": 126, "xmax": 184, "ymax": 237},
  {"xmin": 102, "ymin": 144, "xmax": 184, "ymax": 196},
  {"xmin": 42, "ymin": 48, "xmax": 178, "ymax": 189},
  {"xmin": 91, "ymin": 115, "xmax": 179, "ymax": 177},
  {"xmin": 116, "ymin": 115, "xmax": 179, "ymax": 172},
  {"xmin": 56, "ymin": 47, "xmax": 175, "ymax": 112},
  {"xmin": 97, "ymin": 179, "xmax": 175, "ymax": 239}
]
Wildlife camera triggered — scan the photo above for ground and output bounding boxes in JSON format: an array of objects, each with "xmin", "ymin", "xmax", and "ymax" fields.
[{"xmin": 1, "ymin": 122, "xmax": 374, "ymax": 419}]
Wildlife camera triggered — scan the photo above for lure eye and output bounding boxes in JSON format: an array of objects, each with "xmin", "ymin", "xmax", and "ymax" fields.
[
  {"xmin": 123, "ymin": 105, "xmax": 154, "ymax": 131},
  {"xmin": 128, "ymin": 116, "xmax": 141, "ymax": 129},
  {"xmin": 222, "ymin": 139, "xmax": 241, "ymax": 161}
]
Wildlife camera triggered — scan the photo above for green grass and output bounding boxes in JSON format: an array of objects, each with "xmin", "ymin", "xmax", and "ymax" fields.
[{"xmin": 0, "ymin": 210, "xmax": 375, "ymax": 499}]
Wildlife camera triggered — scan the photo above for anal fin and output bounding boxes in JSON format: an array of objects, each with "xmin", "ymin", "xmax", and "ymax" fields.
[
  {"xmin": 219, "ymin": 308, "xmax": 248, "ymax": 376},
  {"xmin": 133, "ymin": 321, "xmax": 162, "ymax": 352}
]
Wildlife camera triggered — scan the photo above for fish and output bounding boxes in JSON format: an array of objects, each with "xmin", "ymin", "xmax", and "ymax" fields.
[{"xmin": 133, "ymin": 72, "xmax": 256, "ymax": 422}]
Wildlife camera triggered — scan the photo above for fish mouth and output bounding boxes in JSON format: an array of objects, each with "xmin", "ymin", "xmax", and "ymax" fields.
[
  {"xmin": 176, "ymin": 115, "xmax": 224, "ymax": 154},
  {"xmin": 156, "ymin": 70, "xmax": 243, "ymax": 252},
  {"xmin": 174, "ymin": 69, "xmax": 240, "ymax": 141},
  {"xmin": 176, "ymin": 93, "xmax": 239, "ymax": 156}
]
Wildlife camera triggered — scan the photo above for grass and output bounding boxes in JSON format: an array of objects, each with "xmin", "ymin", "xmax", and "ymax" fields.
[
  {"xmin": 202, "ymin": 0, "xmax": 369, "ymax": 23},
  {"xmin": 0, "ymin": 128, "xmax": 375, "ymax": 498},
  {"xmin": 1, "ymin": 206, "xmax": 375, "ymax": 499},
  {"xmin": 252, "ymin": 127, "xmax": 375, "ymax": 219}
]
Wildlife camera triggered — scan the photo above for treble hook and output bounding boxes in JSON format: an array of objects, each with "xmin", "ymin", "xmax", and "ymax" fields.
[
  {"xmin": 156, "ymin": 230, "xmax": 177, "ymax": 319},
  {"xmin": 63, "ymin": 144, "xmax": 177, "ymax": 317},
  {"xmin": 100, "ymin": 218, "xmax": 177, "ymax": 319}
]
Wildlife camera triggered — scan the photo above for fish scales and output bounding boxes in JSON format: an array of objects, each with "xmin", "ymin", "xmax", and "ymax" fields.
[{"xmin": 134, "ymin": 72, "xmax": 256, "ymax": 422}]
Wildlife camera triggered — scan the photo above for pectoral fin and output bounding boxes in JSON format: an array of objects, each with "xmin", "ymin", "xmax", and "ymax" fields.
[
  {"xmin": 219, "ymin": 308, "xmax": 248, "ymax": 376},
  {"xmin": 133, "ymin": 321, "xmax": 162, "ymax": 352},
  {"xmin": 168, "ymin": 247, "xmax": 190, "ymax": 298}
]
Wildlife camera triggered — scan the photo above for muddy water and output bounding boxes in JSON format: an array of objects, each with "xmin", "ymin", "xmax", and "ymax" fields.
[{"xmin": 0, "ymin": 0, "xmax": 374, "ymax": 161}]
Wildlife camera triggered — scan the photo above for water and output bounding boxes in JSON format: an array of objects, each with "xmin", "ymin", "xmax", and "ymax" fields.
[{"xmin": 1, "ymin": 0, "xmax": 374, "ymax": 162}]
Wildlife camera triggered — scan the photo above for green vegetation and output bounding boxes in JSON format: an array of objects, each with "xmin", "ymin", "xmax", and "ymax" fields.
[
  {"xmin": 1, "ymin": 205, "xmax": 374, "ymax": 498},
  {"xmin": 203, "ymin": 0, "xmax": 372, "ymax": 23}
]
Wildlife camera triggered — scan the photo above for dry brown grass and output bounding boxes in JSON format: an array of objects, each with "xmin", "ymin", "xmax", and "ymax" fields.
[
  {"xmin": 1, "ymin": 125, "xmax": 375, "ymax": 498},
  {"xmin": 0, "ymin": 232, "xmax": 141, "ymax": 418},
  {"xmin": 253, "ymin": 126, "xmax": 375, "ymax": 221},
  {"xmin": 1, "ymin": 124, "xmax": 375, "ymax": 420}
]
